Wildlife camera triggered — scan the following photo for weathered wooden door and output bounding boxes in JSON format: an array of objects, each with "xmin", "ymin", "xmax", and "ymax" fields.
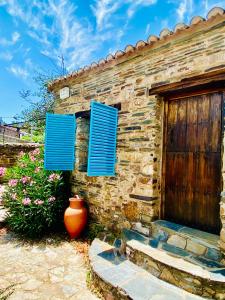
[{"xmin": 164, "ymin": 92, "xmax": 222, "ymax": 234}]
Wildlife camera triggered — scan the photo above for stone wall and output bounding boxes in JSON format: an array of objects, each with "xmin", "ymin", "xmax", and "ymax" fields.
[
  {"xmin": 0, "ymin": 125, "xmax": 20, "ymax": 138},
  {"xmin": 0, "ymin": 144, "xmax": 40, "ymax": 183},
  {"xmin": 51, "ymin": 13, "xmax": 225, "ymax": 250}
]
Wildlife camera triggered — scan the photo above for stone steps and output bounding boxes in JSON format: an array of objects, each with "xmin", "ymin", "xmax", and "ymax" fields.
[
  {"xmin": 120, "ymin": 227, "xmax": 225, "ymax": 298},
  {"xmin": 126, "ymin": 239, "xmax": 225, "ymax": 298},
  {"xmin": 89, "ymin": 222, "xmax": 225, "ymax": 299},
  {"xmin": 150, "ymin": 220, "xmax": 222, "ymax": 262},
  {"xmin": 89, "ymin": 238, "xmax": 204, "ymax": 300}
]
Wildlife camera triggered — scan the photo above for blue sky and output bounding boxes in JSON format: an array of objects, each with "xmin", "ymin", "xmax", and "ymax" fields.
[{"xmin": 0, "ymin": 0, "xmax": 225, "ymax": 124}]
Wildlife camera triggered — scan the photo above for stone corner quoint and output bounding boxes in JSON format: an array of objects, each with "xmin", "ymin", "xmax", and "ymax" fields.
[{"xmin": 48, "ymin": 7, "xmax": 225, "ymax": 254}]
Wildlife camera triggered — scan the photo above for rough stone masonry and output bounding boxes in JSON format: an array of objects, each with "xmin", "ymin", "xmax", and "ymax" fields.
[{"xmin": 49, "ymin": 8, "xmax": 225, "ymax": 253}]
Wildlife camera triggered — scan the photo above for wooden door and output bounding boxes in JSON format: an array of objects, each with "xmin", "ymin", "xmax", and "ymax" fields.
[{"xmin": 163, "ymin": 92, "xmax": 222, "ymax": 234}]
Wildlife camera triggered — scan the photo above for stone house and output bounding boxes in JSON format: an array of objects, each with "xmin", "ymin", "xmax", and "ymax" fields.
[
  {"xmin": 0, "ymin": 124, "xmax": 20, "ymax": 143},
  {"xmin": 48, "ymin": 6, "xmax": 225, "ymax": 259}
]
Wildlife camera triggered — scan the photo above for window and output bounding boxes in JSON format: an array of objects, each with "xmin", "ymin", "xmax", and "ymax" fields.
[{"xmin": 44, "ymin": 101, "xmax": 118, "ymax": 176}]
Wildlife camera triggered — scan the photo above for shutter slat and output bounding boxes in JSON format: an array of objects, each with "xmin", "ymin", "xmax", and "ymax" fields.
[
  {"xmin": 93, "ymin": 120, "xmax": 116, "ymax": 128},
  {"xmin": 90, "ymin": 140, "xmax": 116, "ymax": 146},
  {"xmin": 91, "ymin": 130, "xmax": 116, "ymax": 138},
  {"xmin": 44, "ymin": 113, "xmax": 76, "ymax": 171},
  {"xmin": 91, "ymin": 112, "xmax": 117, "ymax": 121},
  {"xmin": 88, "ymin": 101, "xmax": 118, "ymax": 176}
]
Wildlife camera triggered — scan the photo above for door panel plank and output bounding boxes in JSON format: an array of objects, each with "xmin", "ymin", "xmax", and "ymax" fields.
[
  {"xmin": 164, "ymin": 92, "xmax": 222, "ymax": 234},
  {"xmin": 186, "ymin": 98, "xmax": 198, "ymax": 152}
]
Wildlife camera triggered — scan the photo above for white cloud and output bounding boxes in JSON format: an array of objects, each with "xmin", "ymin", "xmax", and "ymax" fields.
[
  {"xmin": 91, "ymin": 0, "xmax": 121, "ymax": 30},
  {"xmin": 12, "ymin": 32, "xmax": 20, "ymax": 43},
  {"xmin": 0, "ymin": 52, "xmax": 13, "ymax": 61},
  {"xmin": 126, "ymin": 0, "xmax": 157, "ymax": 18},
  {"xmin": 7, "ymin": 65, "xmax": 29, "ymax": 79},
  {"xmin": 176, "ymin": 0, "xmax": 193, "ymax": 22},
  {"xmin": 145, "ymin": 23, "xmax": 150, "ymax": 36},
  {"xmin": 2, "ymin": 0, "xmax": 52, "ymax": 48},
  {"xmin": 47, "ymin": 0, "xmax": 101, "ymax": 71},
  {"xmin": 91, "ymin": 0, "xmax": 157, "ymax": 31},
  {"xmin": 0, "ymin": 31, "xmax": 20, "ymax": 46},
  {"xmin": 6, "ymin": 55, "xmax": 37, "ymax": 80},
  {"xmin": 1, "ymin": 0, "xmax": 100, "ymax": 72},
  {"xmin": 1, "ymin": 0, "xmax": 158, "ymax": 73}
]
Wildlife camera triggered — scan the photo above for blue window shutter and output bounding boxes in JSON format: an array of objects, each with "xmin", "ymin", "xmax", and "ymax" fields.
[
  {"xmin": 44, "ymin": 113, "xmax": 76, "ymax": 171},
  {"xmin": 88, "ymin": 101, "xmax": 118, "ymax": 176}
]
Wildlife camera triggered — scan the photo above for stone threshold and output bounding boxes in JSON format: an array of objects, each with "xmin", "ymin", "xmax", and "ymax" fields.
[
  {"xmin": 148, "ymin": 220, "xmax": 223, "ymax": 264},
  {"xmin": 89, "ymin": 238, "xmax": 203, "ymax": 300},
  {"xmin": 152, "ymin": 220, "xmax": 220, "ymax": 249}
]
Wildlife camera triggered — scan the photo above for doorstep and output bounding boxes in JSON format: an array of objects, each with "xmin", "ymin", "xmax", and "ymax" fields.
[
  {"xmin": 149, "ymin": 220, "xmax": 223, "ymax": 263},
  {"xmin": 151, "ymin": 220, "xmax": 219, "ymax": 248},
  {"xmin": 122, "ymin": 227, "xmax": 225, "ymax": 298}
]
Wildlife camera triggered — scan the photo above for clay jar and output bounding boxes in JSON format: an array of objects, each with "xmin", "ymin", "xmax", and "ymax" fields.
[{"xmin": 64, "ymin": 195, "xmax": 87, "ymax": 239}]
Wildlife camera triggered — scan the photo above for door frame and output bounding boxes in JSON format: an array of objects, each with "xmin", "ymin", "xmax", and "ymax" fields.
[{"xmin": 160, "ymin": 87, "xmax": 225, "ymax": 229}]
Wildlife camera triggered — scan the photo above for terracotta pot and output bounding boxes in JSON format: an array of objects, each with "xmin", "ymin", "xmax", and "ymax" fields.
[{"xmin": 64, "ymin": 195, "xmax": 87, "ymax": 239}]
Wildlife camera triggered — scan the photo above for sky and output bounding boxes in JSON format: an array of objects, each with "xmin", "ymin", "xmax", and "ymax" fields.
[{"xmin": 0, "ymin": 0, "xmax": 225, "ymax": 124}]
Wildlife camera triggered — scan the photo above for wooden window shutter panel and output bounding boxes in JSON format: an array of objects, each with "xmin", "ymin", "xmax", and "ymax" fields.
[
  {"xmin": 44, "ymin": 113, "xmax": 76, "ymax": 171},
  {"xmin": 87, "ymin": 101, "xmax": 118, "ymax": 176}
]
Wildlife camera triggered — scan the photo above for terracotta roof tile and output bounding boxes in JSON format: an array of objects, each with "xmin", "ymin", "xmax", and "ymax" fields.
[
  {"xmin": 159, "ymin": 28, "xmax": 173, "ymax": 39},
  {"xmin": 190, "ymin": 16, "xmax": 205, "ymax": 25},
  {"xmin": 174, "ymin": 23, "xmax": 188, "ymax": 33},
  {"xmin": 207, "ymin": 6, "xmax": 224, "ymax": 19},
  {"xmin": 106, "ymin": 54, "xmax": 114, "ymax": 62},
  {"xmin": 48, "ymin": 6, "xmax": 225, "ymax": 91},
  {"xmin": 124, "ymin": 45, "xmax": 135, "ymax": 53},
  {"xmin": 115, "ymin": 50, "xmax": 124, "ymax": 58},
  {"xmin": 147, "ymin": 35, "xmax": 159, "ymax": 44}
]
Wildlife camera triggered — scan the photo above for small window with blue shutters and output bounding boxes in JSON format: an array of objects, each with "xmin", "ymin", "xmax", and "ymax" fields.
[
  {"xmin": 87, "ymin": 101, "xmax": 118, "ymax": 176},
  {"xmin": 44, "ymin": 113, "xmax": 76, "ymax": 171}
]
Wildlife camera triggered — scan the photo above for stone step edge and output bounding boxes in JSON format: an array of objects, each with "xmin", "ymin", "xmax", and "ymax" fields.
[
  {"xmin": 127, "ymin": 239, "xmax": 225, "ymax": 283},
  {"xmin": 89, "ymin": 239, "xmax": 203, "ymax": 300},
  {"xmin": 89, "ymin": 239, "xmax": 137, "ymax": 300},
  {"xmin": 151, "ymin": 221, "xmax": 219, "ymax": 250},
  {"xmin": 126, "ymin": 240, "xmax": 225, "ymax": 298}
]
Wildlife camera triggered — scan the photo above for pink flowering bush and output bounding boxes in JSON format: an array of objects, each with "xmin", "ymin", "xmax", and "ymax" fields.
[
  {"xmin": 0, "ymin": 167, "xmax": 7, "ymax": 184},
  {"xmin": 3, "ymin": 147, "xmax": 67, "ymax": 238},
  {"xmin": 0, "ymin": 167, "xmax": 6, "ymax": 177}
]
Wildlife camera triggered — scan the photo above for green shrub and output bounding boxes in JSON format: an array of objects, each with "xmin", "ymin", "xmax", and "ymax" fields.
[
  {"xmin": 3, "ymin": 147, "xmax": 66, "ymax": 238},
  {"xmin": 85, "ymin": 223, "xmax": 105, "ymax": 241},
  {"xmin": 21, "ymin": 130, "xmax": 44, "ymax": 143}
]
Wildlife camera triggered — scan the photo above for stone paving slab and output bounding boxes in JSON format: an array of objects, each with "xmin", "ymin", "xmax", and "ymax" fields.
[{"xmin": 0, "ymin": 232, "xmax": 99, "ymax": 300}]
